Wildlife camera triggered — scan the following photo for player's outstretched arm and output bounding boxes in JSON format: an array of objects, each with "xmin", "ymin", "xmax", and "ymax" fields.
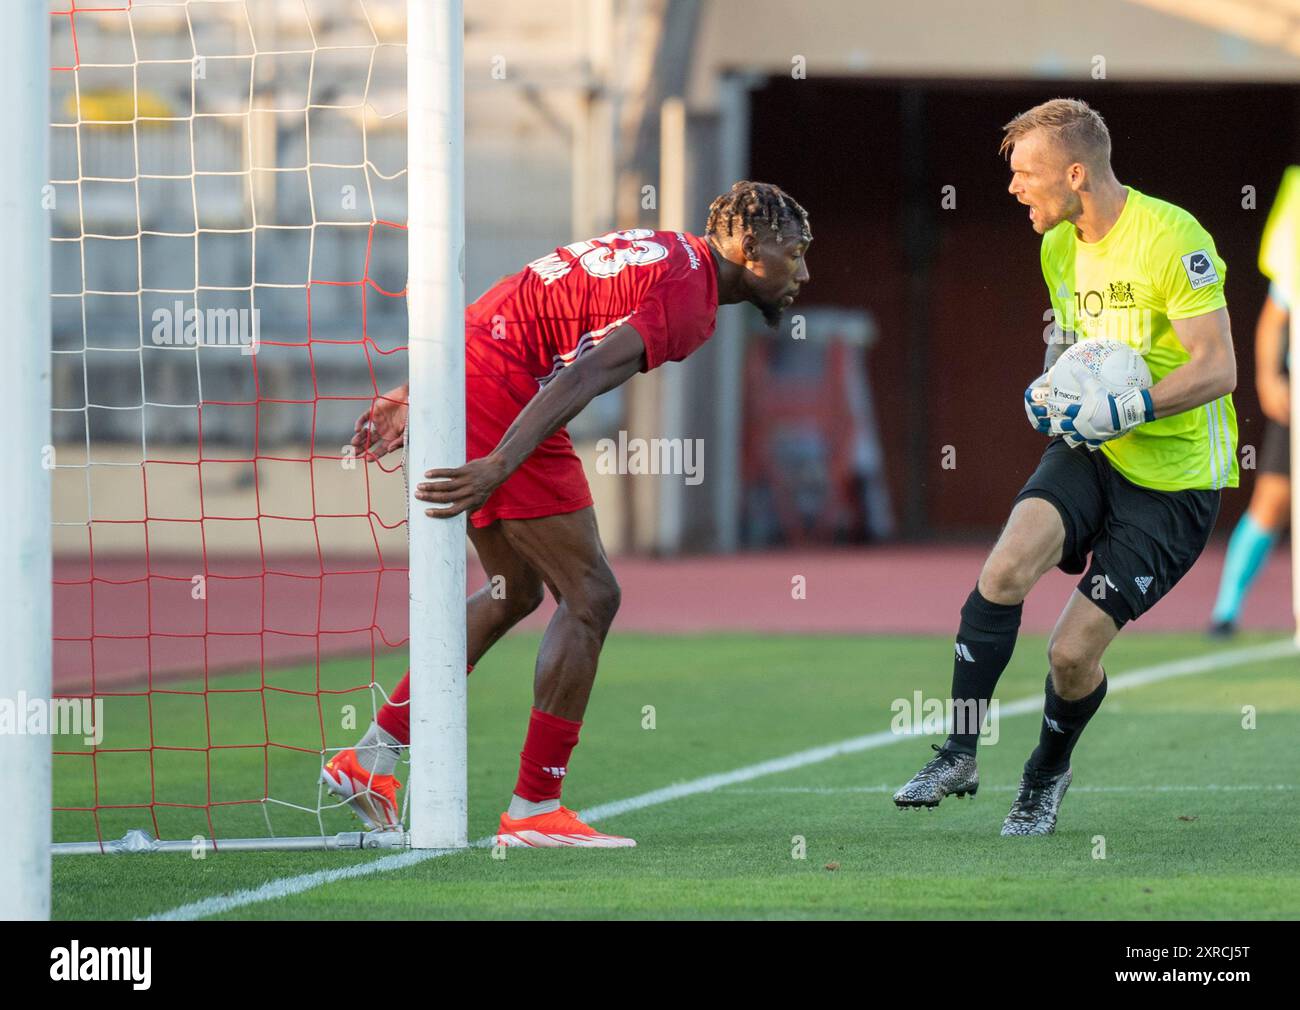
[
  {"xmin": 1149, "ymin": 307, "xmax": 1237, "ymax": 417},
  {"xmin": 415, "ymin": 323, "xmax": 649, "ymax": 518}
]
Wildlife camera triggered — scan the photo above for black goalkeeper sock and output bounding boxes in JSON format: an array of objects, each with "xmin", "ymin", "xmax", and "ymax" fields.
[
  {"xmin": 1029, "ymin": 671, "xmax": 1108, "ymax": 773},
  {"xmin": 945, "ymin": 588, "xmax": 1023, "ymax": 755}
]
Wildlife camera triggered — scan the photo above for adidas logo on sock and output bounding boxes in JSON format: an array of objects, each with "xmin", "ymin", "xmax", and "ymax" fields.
[
  {"xmin": 542, "ymin": 766, "xmax": 567, "ymax": 779},
  {"xmin": 1134, "ymin": 576, "xmax": 1154, "ymax": 595},
  {"xmin": 954, "ymin": 643, "xmax": 975, "ymax": 662}
]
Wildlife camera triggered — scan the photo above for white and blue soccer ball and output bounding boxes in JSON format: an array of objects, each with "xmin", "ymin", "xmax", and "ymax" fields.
[{"xmin": 1046, "ymin": 338, "xmax": 1151, "ymax": 416}]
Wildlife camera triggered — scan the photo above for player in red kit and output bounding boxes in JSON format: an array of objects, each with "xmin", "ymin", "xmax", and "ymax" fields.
[{"xmin": 321, "ymin": 181, "xmax": 812, "ymax": 846}]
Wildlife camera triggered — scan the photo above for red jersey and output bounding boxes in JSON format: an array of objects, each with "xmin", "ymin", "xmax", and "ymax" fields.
[
  {"xmin": 465, "ymin": 228, "xmax": 719, "ymax": 381},
  {"xmin": 461, "ymin": 228, "xmax": 718, "ymax": 528}
]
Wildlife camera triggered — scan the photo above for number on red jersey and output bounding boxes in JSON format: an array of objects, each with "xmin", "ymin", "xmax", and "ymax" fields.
[{"xmin": 527, "ymin": 229, "xmax": 669, "ymax": 284}]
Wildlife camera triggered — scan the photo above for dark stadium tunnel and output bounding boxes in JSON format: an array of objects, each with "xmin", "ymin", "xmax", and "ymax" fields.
[{"xmin": 749, "ymin": 76, "xmax": 1300, "ymax": 538}]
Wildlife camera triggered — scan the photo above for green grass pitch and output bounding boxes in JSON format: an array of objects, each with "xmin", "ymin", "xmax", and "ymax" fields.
[{"xmin": 50, "ymin": 631, "xmax": 1300, "ymax": 920}]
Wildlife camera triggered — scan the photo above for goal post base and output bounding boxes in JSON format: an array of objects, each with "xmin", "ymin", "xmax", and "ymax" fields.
[{"xmin": 52, "ymin": 829, "xmax": 410, "ymax": 856}]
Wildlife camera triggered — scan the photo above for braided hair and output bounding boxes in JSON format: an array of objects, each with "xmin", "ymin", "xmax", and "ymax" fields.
[{"xmin": 705, "ymin": 181, "xmax": 811, "ymax": 245}]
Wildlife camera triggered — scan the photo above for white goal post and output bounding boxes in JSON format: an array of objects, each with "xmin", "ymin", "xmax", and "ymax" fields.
[
  {"xmin": 406, "ymin": 0, "xmax": 468, "ymax": 850},
  {"xmin": 25, "ymin": 0, "xmax": 466, "ymax": 870},
  {"xmin": 0, "ymin": 0, "xmax": 52, "ymax": 921}
]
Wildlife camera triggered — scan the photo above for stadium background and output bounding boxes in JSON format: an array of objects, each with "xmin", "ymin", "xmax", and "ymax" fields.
[
  {"xmin": 29, "ymin": 0, "xmax": 1300, "ymax": 922},
  {"xmin": 38, "ymin": 0, "xmax": 1289, "ymax": 852},
  {"xmin": 50, "ymin": 0, "xmax": 1295, "ymax": 694}
]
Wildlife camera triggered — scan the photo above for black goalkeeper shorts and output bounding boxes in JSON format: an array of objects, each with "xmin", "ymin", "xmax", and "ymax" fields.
[{"xmin": 1014, "ymin": 438, "xmax": 1221, "ymax": 628}]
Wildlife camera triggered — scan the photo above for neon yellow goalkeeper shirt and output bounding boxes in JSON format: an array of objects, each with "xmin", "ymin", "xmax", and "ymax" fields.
[{"xmin": 1041, "ymin": 186, "xmax": 1238, "ymax": 491}]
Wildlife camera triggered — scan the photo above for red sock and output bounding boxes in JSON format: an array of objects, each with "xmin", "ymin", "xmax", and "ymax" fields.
[
  {"xmin": 376, "ymin": 671, "xmax": 411, "ymax": 744},
  {"xmin": 375, "ymin": 664, "xmax": 474, "ymax": 746},
  {"xmin": 514, "ymin": 707, "xmax": 582, "ymax": 803}
]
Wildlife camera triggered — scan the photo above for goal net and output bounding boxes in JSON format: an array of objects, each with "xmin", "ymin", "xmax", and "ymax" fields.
[{"xmin": 48, "ymin": 0, "xmax": 418, "ymax": 853}]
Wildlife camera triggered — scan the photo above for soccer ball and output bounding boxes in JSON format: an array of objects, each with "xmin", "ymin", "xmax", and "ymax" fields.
[{"xmin": 1046, "ymin": 339, "xmax": 1151, "ymax": 415}]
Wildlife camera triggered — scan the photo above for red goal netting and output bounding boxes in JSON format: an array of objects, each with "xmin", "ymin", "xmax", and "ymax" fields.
[{"xmin": 49, "ymin": 0, "xmax": 412, "ymax": 851}]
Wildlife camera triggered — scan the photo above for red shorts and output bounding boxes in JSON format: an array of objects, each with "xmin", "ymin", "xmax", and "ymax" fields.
[{"xmin": 466, "ymin": 339, "xmax": 593, "ymax": 528}]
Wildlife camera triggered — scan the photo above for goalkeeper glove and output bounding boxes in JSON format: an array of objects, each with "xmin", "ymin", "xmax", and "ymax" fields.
[
  {"xmin": 1056, "ymin": 377, "xmax": 1155, "ymax": 448},
  {"xmin": 1023, "ymin": 371, "xmax": 1053, "ymax": 435}
]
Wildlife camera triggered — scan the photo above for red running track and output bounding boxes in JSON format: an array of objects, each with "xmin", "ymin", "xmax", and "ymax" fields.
[{"xmin": 54, "ymin": 542, "xmax": 1293, "ymax": 690}]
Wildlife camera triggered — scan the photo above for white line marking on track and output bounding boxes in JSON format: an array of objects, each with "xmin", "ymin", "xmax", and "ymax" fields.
[{"xmin": 146, "ymin": 638, "xmax": 1296, "ymax": 921}]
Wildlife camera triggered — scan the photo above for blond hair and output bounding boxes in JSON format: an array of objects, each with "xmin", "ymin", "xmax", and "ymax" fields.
[{"xmin": 999, "ymin": 98, "xmax": 1111, "ymax": 169}]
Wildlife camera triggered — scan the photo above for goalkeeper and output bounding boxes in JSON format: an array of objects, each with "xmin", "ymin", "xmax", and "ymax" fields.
[{"xmin": 893, "ymin": 99, "xmax": 1238, "ymax": 835}]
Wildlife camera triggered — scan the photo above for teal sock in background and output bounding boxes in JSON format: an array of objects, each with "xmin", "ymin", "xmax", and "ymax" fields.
[{"xmin": 1211, "ymin": 514, "xmax": 1279, "ymax": 624}]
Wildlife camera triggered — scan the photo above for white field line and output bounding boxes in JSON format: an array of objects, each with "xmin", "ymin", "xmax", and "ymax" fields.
[
  {"xmin": 146, "ymin": 638, "xmax": 1296, "ymax": 921},
  {"xmin": 720, "ymin": 784, "xmax": 1298, "ymax": 795}
]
